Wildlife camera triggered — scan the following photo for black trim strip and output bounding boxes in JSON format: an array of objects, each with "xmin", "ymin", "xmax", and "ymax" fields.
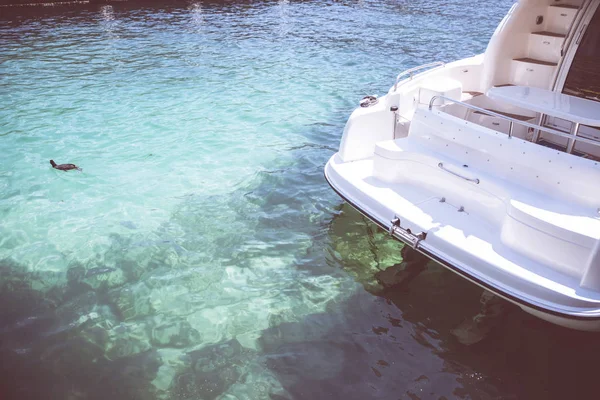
[{"xmin": 324, "ymin": 167, "xmax": 600, "ymax": 322}]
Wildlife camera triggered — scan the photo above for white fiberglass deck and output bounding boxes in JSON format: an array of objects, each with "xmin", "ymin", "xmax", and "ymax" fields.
[
  {"xmin": 326, "ymin": 106, "xmax": 600, "ymax": 323},
  {"xmin": 327, "ymin": 155, "xmax": 600, "ymax": 317}
]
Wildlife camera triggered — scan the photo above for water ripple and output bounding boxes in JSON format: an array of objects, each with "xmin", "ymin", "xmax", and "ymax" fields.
[{"xmin": 6, "ymin": 1, "xmax": 591, "ymax": 400}]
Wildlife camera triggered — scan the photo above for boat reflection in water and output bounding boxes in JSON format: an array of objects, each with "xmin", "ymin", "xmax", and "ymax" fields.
[{"xmin": 324, "ymin": 202, "xmax": 600, "ymax": 398}]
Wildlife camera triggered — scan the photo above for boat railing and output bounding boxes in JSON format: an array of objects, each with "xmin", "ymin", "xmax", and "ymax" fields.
[
  {"xmin": 428, "ymin": 95, "xmax": 600, "ymax": 150},
  {"xmin": 560, "ymin": 1, "xmax": 590, "ymax": 70},
  {"xmin": 553, "ymin": 0, "xmax": 591, "ymax": 91},
  {"xmin": 393, "ymin": 62, "xmax": 445, "ymax": 91}
]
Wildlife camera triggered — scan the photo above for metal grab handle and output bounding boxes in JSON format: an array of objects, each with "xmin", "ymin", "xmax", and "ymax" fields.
[
  {"xmin": 438, "ymin": 163, "xmax": 480, "ymax": 184},
  {"xmin": 393, "ymin": 61, "xmax": 445, "ymax": 91}
]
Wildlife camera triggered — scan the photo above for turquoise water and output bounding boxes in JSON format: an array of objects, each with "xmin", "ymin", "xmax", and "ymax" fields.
[{"xmin": 2, "ymin": 1, "xmax": 600, "ymax": 399}]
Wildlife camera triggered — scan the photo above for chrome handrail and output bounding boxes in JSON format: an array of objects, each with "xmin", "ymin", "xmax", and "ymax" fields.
[
  {"xmin": 393, "ymin": 61, "xmax": 445, "ymax": 91},
  {"xmin": 438, "ymin": 162, "xmax": 480, "ymax": 184},
  {"xmin": 553, "ymin": 0, "xmax": 591, "ymax": 91},
  {"xmin": 428, "ymin": 95, "xmax": 600, "ymax": 149},
  {"xmin": 559, "ymin": 1, "xmax": 590, "ymax": 61}
]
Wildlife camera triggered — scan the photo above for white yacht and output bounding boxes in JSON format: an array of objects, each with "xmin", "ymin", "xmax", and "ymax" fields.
[{"xmin": 325, "ymin": 0, "xmax": 600, "ymax": 331}]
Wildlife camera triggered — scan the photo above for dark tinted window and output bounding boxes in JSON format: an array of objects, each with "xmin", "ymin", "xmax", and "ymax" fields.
[{"xmin": 563, "ymin": 9, "xmax": 600, "ymax": 101}]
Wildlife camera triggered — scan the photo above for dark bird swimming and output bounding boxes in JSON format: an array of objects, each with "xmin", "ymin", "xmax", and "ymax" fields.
[{"xmin": 50, "ymin": 160, "xmax": 81, "ymax": 171}]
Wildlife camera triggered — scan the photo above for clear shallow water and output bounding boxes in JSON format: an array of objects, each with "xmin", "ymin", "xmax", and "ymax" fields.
[{"xmin": 1, "ymin": 1, "xmax": 600, "ymax": 399}]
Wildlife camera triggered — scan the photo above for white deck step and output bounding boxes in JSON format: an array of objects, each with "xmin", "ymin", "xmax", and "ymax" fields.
[
  {"xmin": 528, "ymin": 31, "xmax": 566, "ymax": 64},
  {"xmin": 510, "ymin": 58, "xmax": 557, "ymax": 89},
  {"xmin": 545, "ymin": 4, "xmax": 580, "ymax": 35}
]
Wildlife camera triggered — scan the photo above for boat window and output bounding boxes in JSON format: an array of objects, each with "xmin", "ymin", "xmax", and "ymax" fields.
[{"xmin": 563, "ymin": 9, "xmax": 600, "ymax": 102}]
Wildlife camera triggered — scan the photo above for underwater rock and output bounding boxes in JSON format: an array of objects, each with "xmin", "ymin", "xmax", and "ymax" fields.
[
  {"xmin": 66, "ymin": 264, "xmax": 86, "ymax": 283},
  {"xmin": 172, "ymin": 339, "xmax": 248, "ymax": 400},
  {"xmin": 0, "ymin": 314, "xmax": 56, "ymax": 350},
  {"xmin": 97, "ymin": 349, "xmax": 162, "ymax": 398},
  {"xmin": 108, "ymin": 282, "xmax": 154, "ymax": 321},
  {"xmin": 268, "ymin": 308, "xmax": 298, "ymax": 328},
  {"xmin": 54, "ymin": 290, "xmax": 99, "ymax": 322},
  {"xmin": 147, "ymin": 284, "xmax": 190, "ymax": 316},
  {"xmin": 0, "ymin": 259, "xmax": 54, "ymax": 325},
  {"xmin": 327, "ymin": 205, "xmax": 407, "ymax": 292},
  {"xmin": 63, "ymin": 280, "xmax": 94, "ymax": 302},
  {"xmin": 120, "ymin": 221, "xmax": 137, "ymax": 230},
  {"xmin": 64, "ymin": 263, "xmax": 95, "ymax": 299},
  {"xmin": 0, "ymin": 261, "xmax": 163, "ymax": 399},
  {"xmin": 83, "ymin": 265, "xmax": 126, "ymax": 290},
  {"xmin": 171, "ymin": 372, "xmax": 200, "ymax": 399},
  {"xmin": 0, "ymin": 259, "xmax": 61, "ymax": 326},
  {"xmin": 189, "ymin": 339, "xmax": 243, "ymax": 373},
  {"xmin": 151, "ymin": 348, "xmax": 191, "ymax": 396},
  {"xmin": 119, "ymin": 259, "xmax": 145, "ymax": 283},
  {"xmin": 222, "ymin": 362, "xmax": 291, "ymax": 400},
  {"xmin": 152, "ymin": 364, "xmax": 177, "ymax": 396},
  {"xmin": 375, "ymin": 246, "xmax": 429, "ymax": 289},
  {"xmin": 98, "ymin": 301, "xmax": 155, "ymax": 359},
  {"xmin": 39, "ymin": 336, "xmax": 106, "ymax": 377},
  {"xmin": 149, "ymin": 317, "xmax": 201, "ymax": 348},
  {"xmin": 103, "ymin": 317, "xmax": 153, "ymax": 360},
  {"xmin": 451, "ymin": 291, "xmax": 509, "ymax": 345},
  {"xmin": 375, "ymin": 262, "xmax": 427, "ymax": 289},
  {"xmin": 79, "ymin": 324, "xmax": 110, "ymax": 352},
  {"xmin": 259, "ymin": 314, "xmax": 335, "ymax": 351},
  {"xmin": 106, "ymin": 334, "xmax": 152, "ymax": 360},
  {"xmin": 262, "ymin": 341, "xmax": 344, "ymax": 382}
]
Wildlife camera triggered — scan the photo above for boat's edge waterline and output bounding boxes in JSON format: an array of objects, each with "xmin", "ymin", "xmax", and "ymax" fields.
[{"xmin": 324, "ymin": 157, "xmax": 600, "ymax": 332}]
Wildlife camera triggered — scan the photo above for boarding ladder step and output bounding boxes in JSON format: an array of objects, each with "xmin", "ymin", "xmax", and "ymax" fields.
[
  {"xmin": 531, "ymin": 31, "xmax": 567, "ymax": 38},
  {"xmin": 546, "ymin": 3, "xmax": 580, "ymax": 35},
  {"xmin": 461, "ymin": 91, "xmax": 483, "ymax": 101},
  {"xmin": 550, "ymin": 4, "xmax": 580, "ymax": 9},
  {"xmin": 509, "ymin": 58, "xmax": 558, "ymax": 88},
  {"xmin": 513, "ymin": 57, "xmax": 558, "ymax": 66}
]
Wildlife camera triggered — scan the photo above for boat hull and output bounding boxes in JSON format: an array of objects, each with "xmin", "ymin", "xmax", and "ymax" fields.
[{"xmin": 325, "ymin": 154, "xmax": 600, "ymax": 332}]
